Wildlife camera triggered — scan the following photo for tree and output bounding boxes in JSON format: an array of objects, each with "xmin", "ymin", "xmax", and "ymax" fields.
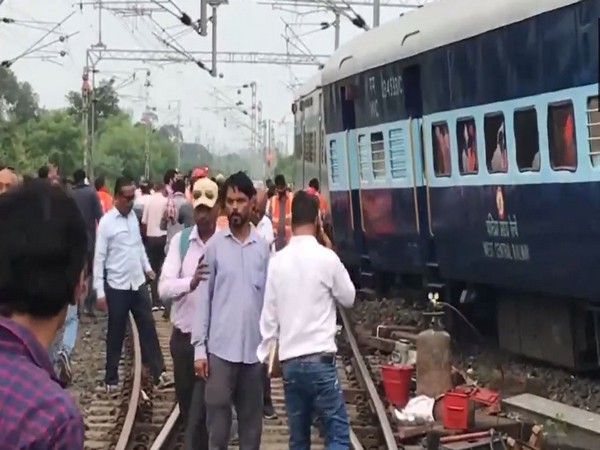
[
  {"xmin": 0, "ymin": 67, "xmax": 39, "ymax": 123},
  {"xmin": 66, "ymin": 78, "xmax": 121, "ymax": 130},
  {"xmin": 273, "ymin": 150, "xmax": 295, "ymax": 183}
]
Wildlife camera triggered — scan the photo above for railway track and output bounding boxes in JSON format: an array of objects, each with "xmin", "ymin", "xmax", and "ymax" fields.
[{"xmin": 145, "ymin": 308, "xmax": 398, "ymax": 450}]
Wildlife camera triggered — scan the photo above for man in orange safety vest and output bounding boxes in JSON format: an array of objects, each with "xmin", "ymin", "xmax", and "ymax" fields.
[{"xmin": 269, "ymin": 174, "xmax": 293, "ymax": 251}]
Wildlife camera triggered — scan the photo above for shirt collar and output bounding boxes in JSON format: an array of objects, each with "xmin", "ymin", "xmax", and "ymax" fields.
[
  {"xmin": 0, "ymin": 317, "xmax": 62, "ymax": 386},
  {"xmin": 290, "ymin": 234, "xmax": 317, "ymax": 244},
  {"xmin": 223, "ymin": 225, "xmax": 259, "ymax": 245}
]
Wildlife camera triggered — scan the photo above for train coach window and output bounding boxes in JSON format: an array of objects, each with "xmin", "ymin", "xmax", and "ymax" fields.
[
  {"xmin": 304, "ymin": 132, "xmax": 315, "ymax": 163},
  {"xmin": 586, "ymin": 96, "xmax": 600, "ymax": 166},
  {"xmin": 329, "ymin": 140, "xmax": 339, "ymax": 183},
  {"xmin": 357, "ymin": 134, "xmax": 370, "ymax": 181},
  {"xmin": 370, "ymin": 132, "xmax": 386, "ymax": 180},
  {"xmin": 547, "ymin": 101, "xmax": 577, "ymax": 172},
  {"xmin": 389, "ymin": 128, "xmax": 407, "ymax": 178},
  {"xmin": 432, "ymin": 122, "xmax": 451, "ymax": 177},
  {"xmin": 294, "ymin": 132, "xmax": 302, "ymax": 159},
  {"xmin": 456, "ymin": 117, "xmax": 478, "ymax": 175},
  {"xmin": 514, "ymin": 108, "xmax": 540, "ymax": 172},
  {"xmin": 484, "ymin": 113, "xmax": 508, "ymax": 173}
]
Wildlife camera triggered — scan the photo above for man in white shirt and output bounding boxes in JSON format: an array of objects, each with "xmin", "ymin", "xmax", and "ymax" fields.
[
  {"xmin": 250, "ymin": 188, "xmax": 276, "ymax": 420},
  {"xmin": 142, "ymin": 183, "xmax": 168, "ymax": 310},
  {"xmin": 252, "ymin": 188, "xmax": 275, "ymax": 255},
  {"xmin": 94, "ymin": 176, "xmax": 172, "ymax": 392},
  {"xmin": 257, "ymin": 190, "xmax": 356, "ymax": 448}
]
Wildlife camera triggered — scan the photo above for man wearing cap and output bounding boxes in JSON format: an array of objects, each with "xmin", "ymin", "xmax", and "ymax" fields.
[
  {"xmin": 158, "ymin": 177, "xmax": 219, "ymax": 450},
  {"xmin": 186, "ymin": 167, "xmax": 209, "ymax": 203}
]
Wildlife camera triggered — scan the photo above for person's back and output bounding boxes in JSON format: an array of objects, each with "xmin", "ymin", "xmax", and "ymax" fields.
[
  {"xmin": 258, "ymin": 190, "xmax": 354, "ymax": 448},
  {"xmin": 71, "ymin": 170, "xmax": 103, "ymax": 234},
  {"xmin": 0, "ymin": 179, "xmax": 87, "ymax": 449}
]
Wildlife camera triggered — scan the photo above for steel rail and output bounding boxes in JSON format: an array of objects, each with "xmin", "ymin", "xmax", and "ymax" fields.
[
  {"xmin": 114, "ymin": 313, "xmax": 143, "ymax": 450},
  {"xmin": 339, "ymin": 307, "xmax": 399, "ymax": 450},
  {"xmin": 149, "ymin": 404, "xmax": 181, "ymax": 450}
]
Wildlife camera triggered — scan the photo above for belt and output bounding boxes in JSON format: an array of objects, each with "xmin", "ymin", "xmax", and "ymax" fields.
[{"xmin": 281, "ymin": 352, "xmax": 336, "ymax": 365}]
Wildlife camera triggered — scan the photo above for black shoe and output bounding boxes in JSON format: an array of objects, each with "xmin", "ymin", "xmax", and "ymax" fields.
[{"xmin": 263, "ymin": 403, "xmax": 277, "ymax": 419}]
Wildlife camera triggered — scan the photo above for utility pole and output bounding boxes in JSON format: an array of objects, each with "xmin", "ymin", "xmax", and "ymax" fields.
[
  {"xmin": 89, "ymin": 62, "xmax": 97, "ymax": 180},
  {"xmin": 373, "ymin": 0, "xmax": 381, "ymax": 27},
  {"xmin": 81, "ymin": 68, "xmax": 91, "ymax": 174},
  {"xmin": 143, "ymin": 71, "xmax": 151, "ymax": 179},
  {"xmin": 334, "ymin": 12, "xmax": 340, "ymax": 49},
  {"xmin": 171, "ymin": 100, "xmax": 182, "ymax": 168}
]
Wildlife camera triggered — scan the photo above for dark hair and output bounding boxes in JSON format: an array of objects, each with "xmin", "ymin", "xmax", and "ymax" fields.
[
  {"xmin": 114, "ymin": 176, "xmax": 134, "ymax": 196},
  {"xmin": 73, "ymin": 169, "xmax": 86, "ymax": 184},
  {"xmin": 223, "ymin": 171, "xmax": 256, "ymax": 200},
  {"xmin": 38, "ymin": 166, "xmax": 49, "ymax": 179},
  {"xmin": 274, "ymin": 174, "xmax": 286, "ymax": 187},
  {"xmin": 0, "ymin": 180, "xmax": 87, "ymax": 318},
  {"xmin": 308, "ymin": 178, "xmax": 320, "ymax": 191},
  {"xmin": 291, "ymin": 190, "xmax": 319, "ymax": 228},
  {"xmin": 94, "ymin": 176, "xmax": 105, "ymax": 191},
  {"xmin": 163, "ymin": 169, "xmax": 177, "ymax": 185},
  {"xmin": 173, "ymin": 179, "xmax": 185, "ymax": 194}
]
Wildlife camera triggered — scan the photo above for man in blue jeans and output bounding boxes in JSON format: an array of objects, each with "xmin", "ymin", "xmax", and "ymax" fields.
[
  {"xmin": 50, "ymin": 304, "xmax": 79, "ymax": 385},
  {"xmin": 258, "ymin": 190, "xmax": 356, "ymax": 449}
]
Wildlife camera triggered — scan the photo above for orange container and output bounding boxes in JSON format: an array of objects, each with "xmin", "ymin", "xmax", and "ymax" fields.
[{"xmin": 380, "ymin": 364, "xmax": 413, "ymax": 408}]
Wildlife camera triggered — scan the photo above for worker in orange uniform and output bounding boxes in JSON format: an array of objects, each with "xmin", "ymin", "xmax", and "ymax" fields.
[
  {"xmin": 269, "ymin": 174, "xmax": 293, "ymax": 251},
  {"xmin": 95, "ymin": 176, "xmax": 113, "ymax": 213},
  {"xmin": 308, "ymin": 178, "xmax": 327, "ymax": 215}
]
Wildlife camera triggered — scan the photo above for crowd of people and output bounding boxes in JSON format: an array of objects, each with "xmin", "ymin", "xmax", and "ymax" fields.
[{"xmin": 0, "ymin": 161, "xmax": 354, "ymax": 450}]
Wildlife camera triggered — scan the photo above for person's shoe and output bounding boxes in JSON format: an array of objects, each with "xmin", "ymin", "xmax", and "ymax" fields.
[
  {"xmin": 83, "ymin": 308, "xmax": 96, "ymax": 317},
  {"xmin": 56, "ymin": 350, "xmax": 72, "ymax": 386},
  {"xmin": 155, "ymin": 371, "xmax": 174, "ymax": 389},
  {"xmin": 151, "ymin": 306, "xmax": 160, "ymax": 312},
  {"xmin": 263, "ymin": 403, "xmax": 277, "ymax": 419},
  {"xmin": 105, "ymin": 384, "xmax": 119, "ymax": 394}
]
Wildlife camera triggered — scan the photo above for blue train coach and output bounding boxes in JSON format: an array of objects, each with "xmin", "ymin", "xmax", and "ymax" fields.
[{"xmin": 315, "ymin": 0, "xmax": 600, "ymax": 370}]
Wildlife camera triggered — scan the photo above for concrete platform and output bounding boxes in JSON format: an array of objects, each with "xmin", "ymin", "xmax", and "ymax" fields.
[{"xmin": 503, "ymin": 393, "xmax": 600, "ymax": 450}]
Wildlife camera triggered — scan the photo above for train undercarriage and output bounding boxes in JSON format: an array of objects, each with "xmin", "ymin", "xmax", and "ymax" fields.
[{"xmin": 355, "ymin": 266, "xmax": 600, "ymax": 372}]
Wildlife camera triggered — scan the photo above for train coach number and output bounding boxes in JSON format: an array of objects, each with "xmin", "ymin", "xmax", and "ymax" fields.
[{"xmin": 381, "ymin": 76, "xmax": 403, "ymax": 98}]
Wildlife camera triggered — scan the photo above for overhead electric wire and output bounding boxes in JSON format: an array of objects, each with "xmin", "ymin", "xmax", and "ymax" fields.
[
  {"xmin": 1, "ymin": 29, "xmax": 79, "ymax": 68},
  {"xmin": 0, "ymin": 11, "xmax": 76, "ymax": 67}
]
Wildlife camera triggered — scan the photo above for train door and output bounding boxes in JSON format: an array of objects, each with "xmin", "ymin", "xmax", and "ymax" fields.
[
  {"xmin": 402, "ymin": 64, "xmax": 436, "ymax": 267},
  {"xmin": 340, "ymin": 84, "xmax": 366, "ymax": 263}
]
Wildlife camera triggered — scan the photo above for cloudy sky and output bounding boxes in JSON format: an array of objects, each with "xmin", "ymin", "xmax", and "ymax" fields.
[{"xmin": 0, "ymin": 0, "xmax": 431, "ymax": 155}]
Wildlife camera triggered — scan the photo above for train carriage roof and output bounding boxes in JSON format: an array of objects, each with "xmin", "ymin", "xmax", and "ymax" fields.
[
  {"xmin": 294, "ymin": 72, "xmax": 322, "ymax": 101},
  {"xmin": 321, "ymin": 0, "xmax": 580, "ymax": 85}
]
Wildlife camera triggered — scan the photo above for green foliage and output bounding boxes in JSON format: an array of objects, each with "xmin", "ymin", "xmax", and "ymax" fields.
[
  {"xmin": 0, "ymin": 68, "xmax": 177, "ymax": 180},
  {"xmin": 0, "ymin": 67, "xmax": 254, "ymax": 181},
  {"xmin": 273, "ymin": 150, "xmax": 295, "ymax": 182}
]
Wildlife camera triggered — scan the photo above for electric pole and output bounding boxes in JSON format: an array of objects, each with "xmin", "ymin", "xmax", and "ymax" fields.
[
  {"xmin": 176, "ymin": 103, "xmax": 182, "ymax": 169},
  {"xmin": 143, "ymin": 71, "xmax": 151, "ymax": 179},
  {"xmin": 82, "ymin": 68, "xmax": 91, "ymax": 174}
]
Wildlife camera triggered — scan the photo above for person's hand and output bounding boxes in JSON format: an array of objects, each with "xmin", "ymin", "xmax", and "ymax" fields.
[
  {"xmin": 96, "ymin": 296, "xmax": 107, "ymax": 311},
  {"xmin": 145, "ymin": 270, "xmax": 156, "ymax": 281},
  {"xmin": 190, "ymin": 255, "xmax": 209, "ymax": 291},
  {"xmin": 194, "ymin": 358, "xmax": 209, "ymax": 379}
]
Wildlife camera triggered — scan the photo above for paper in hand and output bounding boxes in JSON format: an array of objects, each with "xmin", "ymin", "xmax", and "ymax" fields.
[{"xmin": 267, "ymin": 340, "xmax": 281, "ymax": 378}]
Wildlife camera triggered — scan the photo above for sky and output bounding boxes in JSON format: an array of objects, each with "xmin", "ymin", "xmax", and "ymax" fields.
[{"xmin": 0, "ymin": 0, "xmax": 432, "ymax": 156}]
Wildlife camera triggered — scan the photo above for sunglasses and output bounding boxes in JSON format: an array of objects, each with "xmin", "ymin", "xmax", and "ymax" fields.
[{"xmin": 193, "ymin": 189, "xmax": 216, "ymax": 200}]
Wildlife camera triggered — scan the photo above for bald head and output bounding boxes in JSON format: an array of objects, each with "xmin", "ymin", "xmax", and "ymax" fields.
[
  {"xmin": 251, "ymin": 187, "xmax": 268, "ymax": 226},
  {"xmin": 0, "ymin": 168, "xmax": 18, "ymax": 195}
]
